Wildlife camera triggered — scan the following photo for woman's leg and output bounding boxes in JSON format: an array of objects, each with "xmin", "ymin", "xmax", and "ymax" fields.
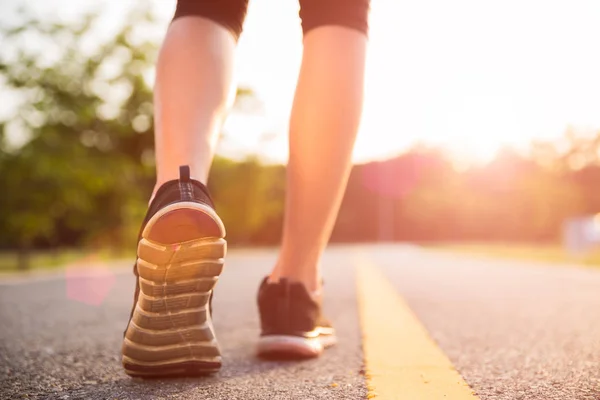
[
  {"xmin": 153, "ymin": 1, "xmax": 248, "ymax": 189},
  {"xmin": 270, "ymin": 1, "xmax": 370, "ymax": 293}
]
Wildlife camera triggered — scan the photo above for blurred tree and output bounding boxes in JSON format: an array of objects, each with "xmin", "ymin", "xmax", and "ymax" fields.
[
  {"xmin": 0, "ymin": 5, "xmax": 268, "ymax": 269},
  {"xmin": 2, "ymin": 5, "xmax": 598, "ymax": 270},
  {"xmin": 0, "ymin": 7, "xmax": 160, "ymax": 268},
  {"xmin": 209, "ymin": 156, "xmax": 285, "ymax": 245}
]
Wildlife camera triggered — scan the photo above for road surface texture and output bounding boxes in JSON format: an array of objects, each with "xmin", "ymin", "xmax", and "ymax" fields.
[{"xmin": 1, "ymin": 244, "xmax": 599, "ymax": 399}]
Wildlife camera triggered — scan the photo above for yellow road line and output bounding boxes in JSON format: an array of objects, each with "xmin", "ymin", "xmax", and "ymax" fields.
[{"xmin": 355, "ymin": 256, "xmax": 479, "ymax": 400}]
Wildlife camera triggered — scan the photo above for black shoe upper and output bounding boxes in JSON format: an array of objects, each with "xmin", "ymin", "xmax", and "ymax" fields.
[
  {"xmin": 140, "ymin": 166, "xmax": 215, "ymax": 234},
  {"xmin": 257, "ymin": 277, "xmax": 332, "ymax": 338}
]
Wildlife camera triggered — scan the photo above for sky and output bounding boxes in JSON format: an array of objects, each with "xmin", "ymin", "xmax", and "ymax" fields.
[{"xmin": 2, "ymin": 0, "xmax": 600, "ymax": 164}]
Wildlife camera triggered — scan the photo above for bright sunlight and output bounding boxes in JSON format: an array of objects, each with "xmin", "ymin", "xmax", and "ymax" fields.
[{"xmin": 4, "ymin": 0, "xmax": 600, "ymax": 164}]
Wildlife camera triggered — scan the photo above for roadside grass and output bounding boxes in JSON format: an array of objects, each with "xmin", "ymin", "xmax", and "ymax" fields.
[
  {"xmin": 0, "ymin": 248, "xmax": 133, "ymax": 273},
  {"xmin": 428, "ymin": 242, "xmax": 600, "ymax": 267},
  {"xmin": 5, "ymin": 242, "xmax": 600, "ymax": 273},
  {"xmin": 0, "ymin": 243, "xmax": 268, "ymax": 273}
]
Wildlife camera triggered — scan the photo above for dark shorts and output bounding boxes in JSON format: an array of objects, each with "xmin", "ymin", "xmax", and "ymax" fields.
[{"xmin": 173, "ymin": 0, "xmax": 370, "ymax": 40}]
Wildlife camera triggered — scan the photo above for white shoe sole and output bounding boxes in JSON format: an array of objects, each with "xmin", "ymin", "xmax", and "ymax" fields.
[{"xmin": 257, "ymin": 333, "xmax": 337, "ymax": 358}]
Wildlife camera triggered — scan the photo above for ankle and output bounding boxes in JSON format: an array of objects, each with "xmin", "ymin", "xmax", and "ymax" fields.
[{"xmin": 269, "ymin": 269, "xmax": 321, "ymax": 295}]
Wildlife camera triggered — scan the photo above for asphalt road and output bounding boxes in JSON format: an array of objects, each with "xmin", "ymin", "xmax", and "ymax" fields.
[{"xmin": 1, "ymin": 244, "xmax": 599, "ymax": 399}]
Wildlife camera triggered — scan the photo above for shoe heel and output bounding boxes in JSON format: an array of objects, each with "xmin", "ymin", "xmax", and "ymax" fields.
[{"xmin": 122, "ymin": 205, "xmax": 226, "ymax": 377}]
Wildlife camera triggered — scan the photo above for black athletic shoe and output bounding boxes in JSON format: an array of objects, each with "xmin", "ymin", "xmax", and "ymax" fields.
[
  {"xmin": 121, "ymin": 165, "xmax": 227, "ymax": 378},
  {"xmin": 256, "ymin": 277, "xmax": 336, "ymax": 358}
]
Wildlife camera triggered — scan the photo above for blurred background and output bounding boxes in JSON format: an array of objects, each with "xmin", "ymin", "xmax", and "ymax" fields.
[{"xmin": 1, "ymin": 0, "xmax": 600, "ymax": 271}]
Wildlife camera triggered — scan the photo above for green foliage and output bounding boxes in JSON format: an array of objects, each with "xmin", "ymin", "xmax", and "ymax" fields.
[
  {"xmin": 0, "ymin": 7, "xmax": 158, "ymax": 260},
  {"xmin": 0, "ymin": 6, "xmax": 281, "ymax": 268},
  {"xmin": 209, "ymin": 156, "xmax": 285, "ymax": 245},
  {"xmin": 2, "ymin": 5, "xmax": 600, "ymax": 272}
]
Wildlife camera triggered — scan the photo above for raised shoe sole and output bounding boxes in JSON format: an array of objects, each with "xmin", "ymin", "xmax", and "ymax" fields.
[{"xmin": 122, "ymin": 202, "xmax": 226, "ymax": 377}]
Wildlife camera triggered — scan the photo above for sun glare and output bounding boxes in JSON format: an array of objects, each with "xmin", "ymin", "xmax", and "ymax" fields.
[
  {"xmin": 15, "ymin": 0, "xmax": 600, "ymax": 165},
  {"xmin": 346, "ymin": 0, "xmax": 600, "ymax": 164}
]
